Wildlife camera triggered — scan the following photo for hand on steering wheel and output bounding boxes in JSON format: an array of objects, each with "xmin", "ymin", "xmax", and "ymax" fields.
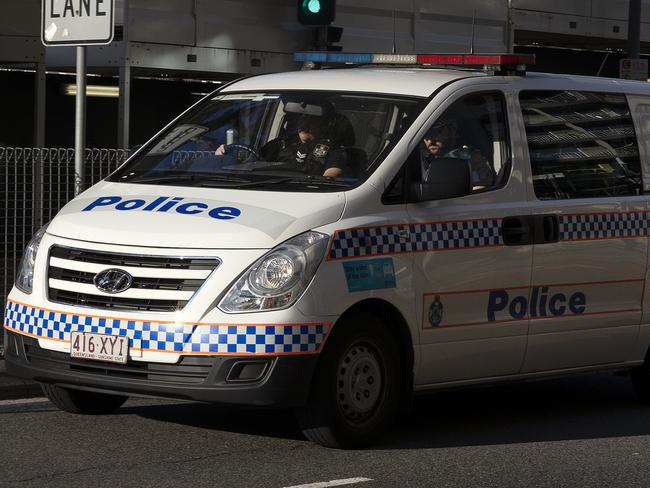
[{"xmin": 216, "ymin": 143, "xmax": 260, "ymax": 163}]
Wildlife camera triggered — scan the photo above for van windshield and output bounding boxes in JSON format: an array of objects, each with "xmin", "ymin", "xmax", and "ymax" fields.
[{"xmin": 108, "ymin": 91, "xmax": 424, "ymax": 191}]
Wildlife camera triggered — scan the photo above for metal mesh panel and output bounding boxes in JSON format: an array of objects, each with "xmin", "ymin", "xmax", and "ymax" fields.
[{"xmin": 1, "ymin": 147, "xmax": 129, "ymax": 352}]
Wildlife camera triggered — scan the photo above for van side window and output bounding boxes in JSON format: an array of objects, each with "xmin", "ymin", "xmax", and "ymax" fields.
[
  {"xmin": 519, "ymin": 91, "xmax": 642, "ymax": 199},
  {"xmin": 416, "ymin": 92, "xmax": 510, "ymax": 197}
]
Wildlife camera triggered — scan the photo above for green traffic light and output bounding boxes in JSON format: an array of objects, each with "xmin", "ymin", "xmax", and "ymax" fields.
[
  {"xmin": 297, "ymin": 0, "xmax": 334, "ymax": 25},
  {"xmin": 307, "ymin": 0, "xmax": 320, "ymax": 14}
]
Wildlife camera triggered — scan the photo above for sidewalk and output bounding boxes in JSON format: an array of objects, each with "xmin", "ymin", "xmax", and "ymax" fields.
[{"xmin": 0, "ymin": 359, "xmax": 42, "ymax": 400}]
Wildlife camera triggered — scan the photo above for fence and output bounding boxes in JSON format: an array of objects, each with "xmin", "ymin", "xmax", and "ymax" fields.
[{"xmin": 1, "ymin": 147, "xmax": 129, "ymax": 351}]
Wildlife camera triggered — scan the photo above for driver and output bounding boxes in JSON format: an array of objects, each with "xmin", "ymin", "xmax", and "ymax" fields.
[{"xmin": 216, "ymin": 114, "xmax": 348, "ymax": 178}]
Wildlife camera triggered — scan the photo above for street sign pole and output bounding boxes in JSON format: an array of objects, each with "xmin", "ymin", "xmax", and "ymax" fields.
[
  {"xmin": 75, "ymin": 46, "xmax": 87, "ymax": 196},
  {"xmin": 41, "ymin": 0, "xmax": 115, "ymax": 195}
]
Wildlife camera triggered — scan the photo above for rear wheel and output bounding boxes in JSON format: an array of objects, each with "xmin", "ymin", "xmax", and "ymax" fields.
[
  {"xmin": 296, "ymin": 313, "xmax": 402, "ymax": 448},
  {"xmin": 41, "ymin": 384, "xmax": 127, "ymax": 414}
]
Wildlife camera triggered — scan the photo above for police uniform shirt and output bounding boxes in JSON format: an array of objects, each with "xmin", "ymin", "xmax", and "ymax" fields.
[{"xmin": 277, "ymin": 137, "xmax": 348, "ymax": 176}]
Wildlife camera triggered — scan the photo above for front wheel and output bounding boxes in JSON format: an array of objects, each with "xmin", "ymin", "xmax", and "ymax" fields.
[
  {"xmin": 295, "ymin": 314, "xmax": 402, "ymax": 448},
  {"xmin": 41, "ymin": 384, "xmax": 128, "ymax": 414}
]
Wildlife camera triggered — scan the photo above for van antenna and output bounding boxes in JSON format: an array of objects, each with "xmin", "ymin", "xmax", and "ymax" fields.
[
  {"xmin": 470, "ymin": 9, "xmax": 476, "ymax": 54},
  {"xmin": 392, "ymin": 9, "xmax": 397, "ymax": 54}
]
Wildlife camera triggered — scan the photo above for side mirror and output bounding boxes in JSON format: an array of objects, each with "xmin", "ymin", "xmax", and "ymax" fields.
[{"xmin": 410, "ymin": 157, "xmax": 471, "ymax": 201}]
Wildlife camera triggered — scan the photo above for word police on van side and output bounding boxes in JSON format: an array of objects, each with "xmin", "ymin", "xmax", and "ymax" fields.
[{"xmin": 487, "ymin": 287, "xmax": 587, "ymax": 322}]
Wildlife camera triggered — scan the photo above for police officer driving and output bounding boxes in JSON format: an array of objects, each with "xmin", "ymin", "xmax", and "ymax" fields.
[
  {"xmin": 264, "ymin": 113, "xmax": 348, "ymax": 178},
  {"xmin": 216, "ymin": 112, "xmax": 348, "ymax": 178}
]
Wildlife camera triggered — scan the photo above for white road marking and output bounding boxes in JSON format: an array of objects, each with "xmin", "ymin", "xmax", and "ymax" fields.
[
  {"xmin": 283, "ymin": 478, "xmax": 373, "ymax": 488},
  {"xmin": 0, "ymin": 397, "xmax": 48, "ymax": 406}
]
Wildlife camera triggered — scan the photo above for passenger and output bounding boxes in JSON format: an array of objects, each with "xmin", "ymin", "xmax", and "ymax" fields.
[{"xmin": 421, "ymin": 119, "xmax": 495, "ymax": 189}]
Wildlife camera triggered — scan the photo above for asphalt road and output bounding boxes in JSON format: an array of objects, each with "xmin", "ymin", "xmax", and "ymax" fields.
[{"xmin": 2, "ymin": 372, "xmax": 650, "ymax": 488}]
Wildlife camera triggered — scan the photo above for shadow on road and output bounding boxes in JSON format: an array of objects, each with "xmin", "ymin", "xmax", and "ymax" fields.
[
  {"xmin": 122, "ymin": 402, "xmax": 305, "ymax": 441},
  {"xmin": 377, "ymin": 371, "xmax": 650, "ymax": 449},
  {"xmin": 124, "ymin": 372, "xmax": 650, "ymax": 449}
]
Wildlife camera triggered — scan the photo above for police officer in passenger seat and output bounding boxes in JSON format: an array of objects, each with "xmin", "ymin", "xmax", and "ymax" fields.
[
  {"xmin": 421, "ymin": 118, "xmax": 495, "ymax": 189},
  {"xmin": 263, "ymin": 114, "xmax": 348, "ymax": 178}
]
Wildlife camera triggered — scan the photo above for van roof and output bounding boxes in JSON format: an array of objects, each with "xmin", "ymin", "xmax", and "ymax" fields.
[
  {"xmin": 223, "ymin": 66, "xmax": 650, "ymax": 98},
  {"xmin": 222, "ymin": 68, "xmax": 489, "ymax": 98}
]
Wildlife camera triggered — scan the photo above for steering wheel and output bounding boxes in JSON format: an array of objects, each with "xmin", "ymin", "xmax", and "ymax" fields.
[{"xmin": 222, "ymin": 143, "xmax": 260, "ymax": 163}]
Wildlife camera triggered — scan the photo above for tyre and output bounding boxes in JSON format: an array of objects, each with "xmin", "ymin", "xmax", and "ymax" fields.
[
  {"xmin": 41, "ymin": 384, "xmax": 128, "ymax": 414},
  {"xmin": 296, "ymin": 313, "xmax": 402, "ymax": 448}
]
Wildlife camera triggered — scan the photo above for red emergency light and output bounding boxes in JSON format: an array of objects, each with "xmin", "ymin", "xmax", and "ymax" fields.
[{"xmin": 416, "ymin": 54, "xmax": 535, "ymax": 67}]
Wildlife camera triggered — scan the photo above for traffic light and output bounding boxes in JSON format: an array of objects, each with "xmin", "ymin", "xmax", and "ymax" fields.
[
  {"xmin": 298, "ymin": 0, "xmax": 336, "ymax": 26},
  {"xmin": 311, "ymin": 25, "xmax": 343, "ymax": 51},
  {"xmin": 325, "ymin": 25, "xmax": 343, "ymax": 51}
]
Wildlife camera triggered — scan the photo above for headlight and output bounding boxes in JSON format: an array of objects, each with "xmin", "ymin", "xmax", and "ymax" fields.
[
  {"xmin": 219, "ymin": 231, "xmax": 329, "ymax": 313},
  {"xmin": 15, "ymin": 225, "xmax": 48, "ymax": 294}
]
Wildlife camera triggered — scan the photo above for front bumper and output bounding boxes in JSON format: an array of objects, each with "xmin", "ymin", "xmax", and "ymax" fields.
[{"xmin": 4, "ymin": 330, "xmax": 318, "ymax": 407}]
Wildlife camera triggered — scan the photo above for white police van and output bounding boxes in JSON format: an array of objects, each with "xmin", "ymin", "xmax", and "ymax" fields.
[{"xmin": 6, "ymin": 52, "xmax": 650, "ymax": 448}]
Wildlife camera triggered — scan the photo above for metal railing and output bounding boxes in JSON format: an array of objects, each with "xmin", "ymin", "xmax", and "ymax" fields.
[{"xmin": 1, "ymin": 147, "xmax": 130, "ymax": 350}]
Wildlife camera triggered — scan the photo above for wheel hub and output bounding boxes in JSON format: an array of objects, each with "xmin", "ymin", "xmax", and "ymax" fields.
[{"xmin": 336, "ymin": 343, "xmax": 382, "ymax": 421}]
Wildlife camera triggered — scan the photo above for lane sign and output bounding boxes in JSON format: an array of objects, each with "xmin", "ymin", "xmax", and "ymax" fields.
[{"xmin": 42, "ymin": 0, "xmax": 115, "ymax": 46}]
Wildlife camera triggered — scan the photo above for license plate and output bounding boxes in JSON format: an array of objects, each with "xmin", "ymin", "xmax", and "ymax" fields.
[{"xmin": 70, "ymin": 332, "xmax": 128, "ymax": 364}]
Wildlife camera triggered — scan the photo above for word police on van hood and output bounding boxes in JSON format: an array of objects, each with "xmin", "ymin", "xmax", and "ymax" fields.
[{"xmin": 82, "ymin": 196, "xmax": 242, "ymax": 220}]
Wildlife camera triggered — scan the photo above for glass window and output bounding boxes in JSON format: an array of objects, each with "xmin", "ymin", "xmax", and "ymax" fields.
[
  {"xmin": 108, "ymin": 91, "xmax": 424, "ymax": 193},
  {"xmin": 416, "ymin": 92, "xmax": 510, "ymax": 196},
  {"xmin": 520, "ymin": 90, "xmax": 642, "ymax": 200}
]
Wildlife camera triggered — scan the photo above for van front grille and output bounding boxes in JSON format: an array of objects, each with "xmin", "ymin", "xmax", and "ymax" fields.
[{"xmin": 47, "ymin": 246, "xmax": 220, "ymax": 312}]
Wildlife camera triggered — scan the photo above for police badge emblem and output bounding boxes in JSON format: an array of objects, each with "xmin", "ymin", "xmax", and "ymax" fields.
[
  {"xmin": 313, "ymin": 144, "xmax": 330, "ymax": 159},
  {"xmin": 428, "ymin": 295, "xmax": 444, "ymax": 327}
]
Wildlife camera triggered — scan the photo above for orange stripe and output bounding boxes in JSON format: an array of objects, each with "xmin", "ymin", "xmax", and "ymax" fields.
[
  {"xmin": 563, "ymin": 234, "xmax": 649, "ymax": 242},
  {"xmin": 3, "ymin": 324, "xmax": 68, "ymax": 343},
  {"xmin": 5, "ymin": 325, "xmax": 327, "ymax": 356},
  {"xmin": 328, "ymin": 243, "xmax": 505, "ymax": 261},
  {"xmin": 424, "ymin": 308, "xmax": 641, "ymax": 330},
  {"xmin": 422, "ymin": 278, "xmax": 644, "ymax": 299},
  {"xmin": 562, "ymin": 210, "xmax": 650, "ymax": 217},
  {"xmin": 5, "ymin": 298, "xmax": 332, "ymax": 329}
]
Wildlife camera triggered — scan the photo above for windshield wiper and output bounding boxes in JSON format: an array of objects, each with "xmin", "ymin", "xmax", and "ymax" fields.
[
  {"xmin": 125, "ymin": 173, "xmax": 254, "ymax": 186},
  {"xmin": 123, "ymin": 172, "xmax": 353, "ymax": 189},
  {"xmin": 239, "ymin": 175, "xmax": 354, "ymax": 188}
]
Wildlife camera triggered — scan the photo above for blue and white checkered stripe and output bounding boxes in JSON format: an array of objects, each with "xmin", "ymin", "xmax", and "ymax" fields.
[
  {"xmin": 560, "ymin": 212, "xmax": 649, "ymax": 241},
  {"xmin": 3, "ymin": 301, "xmax": 330, "ymax": 355},
  {"xmin": 329, "ymin": 218, "xmax": 503, "ymax": 260}
]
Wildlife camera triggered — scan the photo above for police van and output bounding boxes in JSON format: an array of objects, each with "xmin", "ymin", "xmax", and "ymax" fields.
[{"xmin": 6, "ymin": 52, "xmax": 650, "ymax": 448}]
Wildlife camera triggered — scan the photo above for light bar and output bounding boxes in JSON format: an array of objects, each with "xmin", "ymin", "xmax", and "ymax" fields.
[{"xmin": 293, "ymin": 52, "xmax": 536, "ymax": 69}]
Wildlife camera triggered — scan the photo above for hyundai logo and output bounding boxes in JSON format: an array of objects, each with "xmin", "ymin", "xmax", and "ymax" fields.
[{"xmin": 93, "ymin": 269, "xmax": 133, "ymax": 294}]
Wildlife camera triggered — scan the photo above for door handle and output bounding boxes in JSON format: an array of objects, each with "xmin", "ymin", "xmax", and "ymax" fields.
[
  {"xmin": 502, "ymin": 215, "xmax": 559, "ymax": 246},
  {"xmin": 502, "ymin": 216, "xmax": 534, "ymax": 245},
  {"xmin": 541, "ymin": 215, "xmax": 559, "ymax": 243}
]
